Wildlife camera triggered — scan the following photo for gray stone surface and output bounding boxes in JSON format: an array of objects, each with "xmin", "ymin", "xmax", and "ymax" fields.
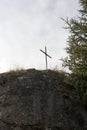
[
  {"xmin": 13, "ymin": 127, "xmax": 22, "ymax": 130},
  {"xmin": 0, "ymin": 69, "xmax": 87, "ymax": 130},
  {"xmin": 0, "ymin": 121, "xmax": 10, "ymax": 130}
]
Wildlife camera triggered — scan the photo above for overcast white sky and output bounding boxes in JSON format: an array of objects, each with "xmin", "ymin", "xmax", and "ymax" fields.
[{"xmin": 0, "ymin": 0, "xmax": 80, "ymax": 72}]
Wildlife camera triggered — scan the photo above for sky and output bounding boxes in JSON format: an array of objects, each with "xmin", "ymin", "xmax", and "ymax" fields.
[{"xmin": 0, "ymin": 0, "xmax": 80, "ymax": 72}]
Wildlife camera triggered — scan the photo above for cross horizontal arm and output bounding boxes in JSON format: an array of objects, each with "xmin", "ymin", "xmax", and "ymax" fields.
[{"xmin": 40, "ymin": 49, "xmax": 52, "ymax": 59}]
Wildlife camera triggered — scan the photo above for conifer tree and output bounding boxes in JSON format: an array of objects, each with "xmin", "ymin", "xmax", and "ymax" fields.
[{"xmin": 63, "ymin": 0, "xmax": 87, "ymax": 99}]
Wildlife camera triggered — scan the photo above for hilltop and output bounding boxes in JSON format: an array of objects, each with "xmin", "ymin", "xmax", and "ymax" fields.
[{"xmin": 0, "ymin": 69, "xmax": 87, "ymax": 130}]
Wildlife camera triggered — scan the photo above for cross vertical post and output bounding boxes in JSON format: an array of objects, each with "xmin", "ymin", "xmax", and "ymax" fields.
[
  {"xmin": 45, "ymin": 46, "xmax": 47, "ymax": 70},
  {"xmin": 40, "ymin": 46, "xmax": 52, "ymax": 70}
]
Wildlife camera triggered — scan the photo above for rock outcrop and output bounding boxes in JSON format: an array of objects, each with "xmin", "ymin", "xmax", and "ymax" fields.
[{"xmin": 0, "ymin": 69, "xmax": 87, "ymax": 130}]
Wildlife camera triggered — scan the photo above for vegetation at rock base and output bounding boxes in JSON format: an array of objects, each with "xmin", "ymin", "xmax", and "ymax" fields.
[{"xmin": 62, "ymin": 0, "xmax": 87, "ymax": 103}]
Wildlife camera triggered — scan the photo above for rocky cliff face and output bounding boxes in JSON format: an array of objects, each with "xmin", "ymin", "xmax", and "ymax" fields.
[{"xmin": 0, "ymin": 69, "xmax": 87, "ymax": 130}]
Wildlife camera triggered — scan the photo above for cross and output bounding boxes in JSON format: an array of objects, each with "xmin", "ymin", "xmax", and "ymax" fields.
[{"xmin": 40, "ymin": 46, "xmax": 52, "ymax": 70}]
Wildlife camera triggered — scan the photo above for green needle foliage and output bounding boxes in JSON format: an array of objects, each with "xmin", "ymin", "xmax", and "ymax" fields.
[{"xmin": 62, "ymin": 0, "xmax": 87, "ymax": 101}]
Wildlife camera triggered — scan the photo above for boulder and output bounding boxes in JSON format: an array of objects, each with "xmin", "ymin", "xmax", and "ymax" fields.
[{"xmin": 0, "ymin": 69, "xmax": 87, "ymax": 130}]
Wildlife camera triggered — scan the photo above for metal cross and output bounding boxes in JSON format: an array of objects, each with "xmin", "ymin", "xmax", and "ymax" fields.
[{"xmin": 40, "ymin": 46, "xmax": 52, "ymax": 70}]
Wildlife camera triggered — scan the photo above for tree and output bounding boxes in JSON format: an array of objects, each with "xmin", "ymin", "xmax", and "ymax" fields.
[{"xmin": 62, "ymin": 0, "xmax": 87, "ymax": 99}]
